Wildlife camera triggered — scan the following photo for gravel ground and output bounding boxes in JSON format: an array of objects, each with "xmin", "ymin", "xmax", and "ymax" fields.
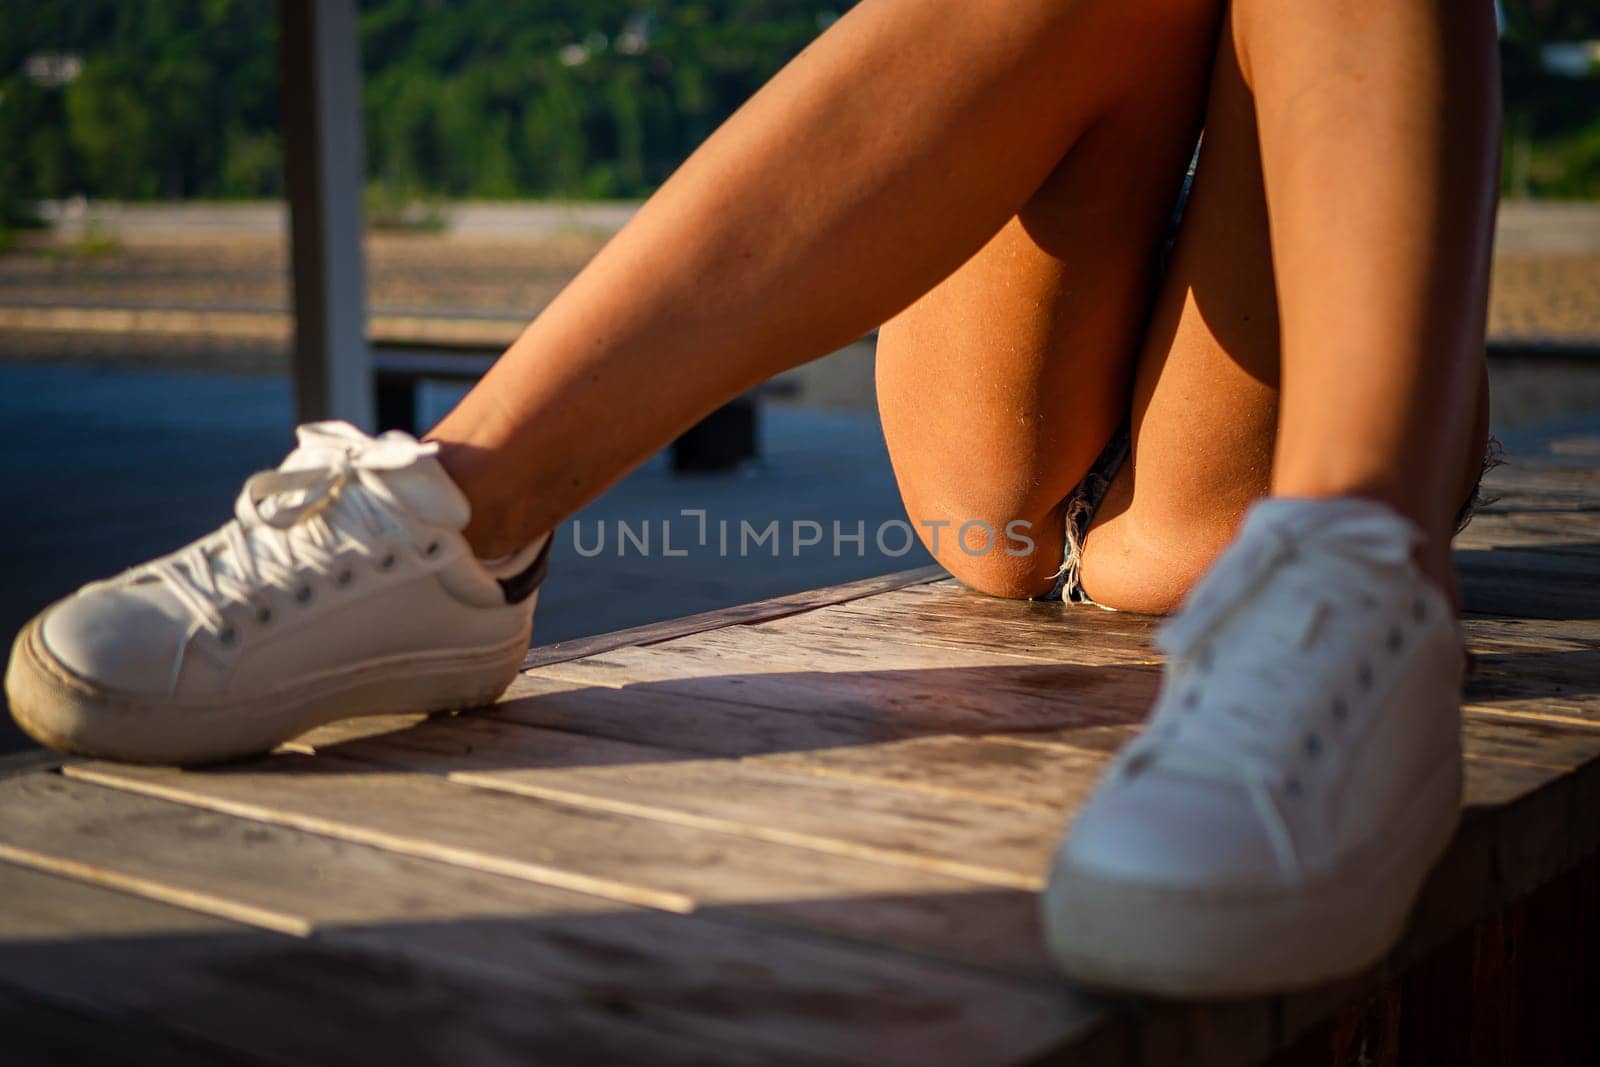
[
  {"xmin": 0, "ymin": 232, "xmax": 608, "ymax": 316},
  {"xmin": 1, "ymin": 204, "xmax": 1597, "ymax": 425},
  {"xmin": 1486, "ymin": 254, "xmax": 1600, "ymax": 339},
  {"xmin": 6, "ymin": 198, "xmax": 1600, "ymax": 334}
]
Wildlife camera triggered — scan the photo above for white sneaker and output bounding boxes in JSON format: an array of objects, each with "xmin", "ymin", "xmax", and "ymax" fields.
[
  {"xmin": 1043, "ymin": 497, "xmax": 1464, "ymax": 997},
  {"xmin": 6, "ymin": 422, "xmax": 546, "ymax": 765}
]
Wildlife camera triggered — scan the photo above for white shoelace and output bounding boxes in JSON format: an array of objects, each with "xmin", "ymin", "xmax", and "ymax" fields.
[
  {"xmin": 143, "ymin": 427, "xmax": 440, "ymax": 641},
  {"xmin": 1119, "ymin": 501, "xmax": 1427, "ymax": 871}
]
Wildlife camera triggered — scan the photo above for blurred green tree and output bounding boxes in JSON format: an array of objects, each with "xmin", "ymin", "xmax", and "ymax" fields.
[{"xmin": 0, "ymin": 0, "xmax": 1595, "ymax": 202}]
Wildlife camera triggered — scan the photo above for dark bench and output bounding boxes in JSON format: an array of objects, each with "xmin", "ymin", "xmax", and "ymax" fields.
[{"xmin": 372, "ymin": 340, "xmax": 763, "ymax": 473}]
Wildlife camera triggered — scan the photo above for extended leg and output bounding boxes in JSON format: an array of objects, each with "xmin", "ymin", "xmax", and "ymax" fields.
[{"xmin": 426, "ymin": 0, "xmax": 1222, "ymax": 557}]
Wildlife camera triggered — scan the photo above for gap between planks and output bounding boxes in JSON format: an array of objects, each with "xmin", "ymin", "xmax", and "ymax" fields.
[
  {"xmin": 59, "ymin": 756, "xmax": 1065, "ymax": 981},
  {"xmin": 0, "ymin": 774, "xmax": 1095, "ymax": 1067}
]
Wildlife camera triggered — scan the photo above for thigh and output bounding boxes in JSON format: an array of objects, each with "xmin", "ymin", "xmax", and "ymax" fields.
[
  {"xmin": 1077, "ymin": 25, "xmax": 1280, "ymax": 614},
  {"xmin": 1078, "ymin": 20, "xmax": 1493, "ymax": 615},
  {"xmin": 876, "ymin": 5, "xmax": 1224, "ymax": 599}
]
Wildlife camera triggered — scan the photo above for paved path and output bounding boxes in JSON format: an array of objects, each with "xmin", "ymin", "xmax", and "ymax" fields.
[
  {"xmin": 36, "ymin": 198, "xmax": 1600, "ymax": 253},
  {"xmin": 39, "ymin": 200, "xmax": 641, "ymax": 240}
]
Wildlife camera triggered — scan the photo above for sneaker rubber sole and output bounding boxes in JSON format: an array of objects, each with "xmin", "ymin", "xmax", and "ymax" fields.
[
  {"xmin": 5, "ymin": 613, "xmax": 531, "ymax": 766},
  {"xmin": 1043, "ymin": 755, "xmax": 1463, "ymax": 998}
]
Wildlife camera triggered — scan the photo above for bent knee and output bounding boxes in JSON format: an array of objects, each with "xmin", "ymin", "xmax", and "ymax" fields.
[
  {"xmin": 1078, "ymin": 498, "xmax": 1250, "ymax": 615},
  {"xmin": 905, "ymin": 497, "xmax": 1068, "ymax": 601}
]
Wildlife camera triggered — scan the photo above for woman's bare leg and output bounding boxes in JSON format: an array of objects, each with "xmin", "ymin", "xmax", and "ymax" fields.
[
  {"xmin": 1073, "ymin": 29, "xmax": 1282, "ymax": 614},
  {"xmin": 1238, "ymin": 0, "xmax": 1499, "ymax": 585},
  {"xmin": 1079, "ymin": 0, "xmax": 1496, "ymax": 614},
  {"xmin": 874, "ymin": 9, "xmax": 1220, "ymax": 600},
  {"xmin": 1044, "ymin": 2, "xmax": 1502, "ymax": 996},
  {"xmin": 426, "ymin": 0, "xmax": 1221, "ymax": 557},
  {"xmin": 883, "ymin": 0, "xmax": 1493, "ymax": 616}
]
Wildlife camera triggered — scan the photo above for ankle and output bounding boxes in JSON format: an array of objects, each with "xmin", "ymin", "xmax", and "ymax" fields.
[
  {"xmin": 464, "ymin": 515, "xmax": 549, "ymax": 562},
  {"xmin": 1272, "ymin": 463, "xmax": 1459, "ymax": 540},
  {"xmin": 1413, "ymin": 538, "xmax": 1462, "ymax": 615},
  {"xmin": 429, "ymin": 437, "xmax": 546, "ymax": 559},
  {"xmin": 1267, "ymin": 488, "xmax": 1461, "ymax": 611}
]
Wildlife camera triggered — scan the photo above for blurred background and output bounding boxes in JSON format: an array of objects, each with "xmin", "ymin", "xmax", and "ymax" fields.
[{"xmin": 0, "ymin": 0, "xmax": 1597, "ymax": 753}]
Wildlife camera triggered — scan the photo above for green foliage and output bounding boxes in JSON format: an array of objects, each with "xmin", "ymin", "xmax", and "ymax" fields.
[
  {"xmin": 0, "ymin": 0, "xmax": 845, "ymax": 202},
  {"xmin": 2, "ymin": 1, "xmax": 1598, "ymax": 202},
  {"xmin": 352, "ymin": 0, "xmax": 840, "ymax": 200},
  {"xmin": 363, "ymin": 180, "xmax": 448, "ymax": 232},
  {"xmin": 220, "ymin": 127, "xmax": 281, "ymax": 198},
  {"xmin": 1500, "ymin": 1, "xmax": 1600, "ymax": 197},
  {"xmin": 1526, "ymin": 124, "xmax": 1600, "ymax": 199},
  {"xmin": 1, "ymin": 0, "xmax": 280, "ymax": 200}
]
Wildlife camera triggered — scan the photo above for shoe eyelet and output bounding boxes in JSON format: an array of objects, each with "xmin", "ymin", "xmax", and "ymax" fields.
[
  {"xmin": 1387, "ymin": 627, "xmax": 1403, "ymax": 653},
  {"xmin": 1357, "ymin": 661, "xmax": 1374, "ymax": 689},
  {"xmin": 1332, "ymin": 697, "xmax": 1349, "ymax": 721},
  {"xmin": 218, "ymin": 625, "xmax": 238, "ymax": 646},
  {"xmin": 336, "ymin": 568, "xmax": 354, "ymax": 587},
  {"xmin": 423, "ymin": 541, "xmax": 441, "ymax": 558},
  {"xmin": 379, "ymin": 552, "xmax": 397, "ymax": 571},
  {"xmin": 1304, "ymin": 733, "xmax": 1322, "ymax": 757},
  {"xmin": 256, "ymin": 607, "xmax": 273, "ymax": 625},
  {"xmin": 296, "ymin": 585, "xmax": 314, "ymax": 604},
  {"xmin": 1182, "ymin": 690, "xmax": 1200, "ymax": 710}
]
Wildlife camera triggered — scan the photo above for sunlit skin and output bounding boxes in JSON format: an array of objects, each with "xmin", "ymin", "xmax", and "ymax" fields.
[{"xmin": 427, "ymin": 0, "xmax": 1499, "ymax": 614}]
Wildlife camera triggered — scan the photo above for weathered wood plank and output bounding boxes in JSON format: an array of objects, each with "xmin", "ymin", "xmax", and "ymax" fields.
[
  {"xmin": 0, "ymin": 859, "xmax": 742, "ymax": 1066},
  {"xmin": 1455, "ymin": 509, "xmax": 1600, "ymax": 556},
  {"xmin": 65, "ymin": 756, "xmax": 1060, "ymax": 979},
  {"xmin": 503, "ymin": 668, "xmax": 1153, "ymax": 764},
  {"xmin": 756, "ymin": 733, "xmax": 1112, "ymax": 813},
  {"xmin": 1478, "ymin": 460, "xmax": 1600, "ymax": 491},
  {"xmin": 0, "ymin": 774, "xmax": 1095, "ymax": 1065},
  {"xmin": 309, "ymin": 714, "xmax": 1071, "ymax": 887},
  {"xmin": 497, "ymin": 672, "xmax": 901, "ymax": 757},
  {"xmin": 505, "ymin": 658, "xmax": 1600, "ymax": 818},
  {"xmin": 523, "ymin": 564, "xmax": 946, "ymax": 669},
  {"xmin": 761, "ymin": 592, "xmax": 1163, "ymax": 663},
  {"xmin": 1457, "ymin": 556, "xmax": 1600, "ymax": 639},
  {"xmin": 1011, "ymin": 712, "xmax": 1600, "ymax": 808},
  {"xmin": 298, "ymin": 698, "xmax": 1114, "ymax": 814},
  {"xmin": 0, "ymin": 748, "xmax": 66, "ymax": 780},
  {"xmin": 1464, "ymin": 638, "xmax": 1600, "ymax": 728},
  {"xmin": 1461, "ymin": 714, "xmax": 1600, "ymax": 772},
  {"xmin": 529, "ymin": 635, "xmax": 1160, "ymax": 736}
]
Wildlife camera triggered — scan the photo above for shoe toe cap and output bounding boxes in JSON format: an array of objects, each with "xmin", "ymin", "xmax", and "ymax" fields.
[
  {"xmin": 1056, "ymin": 770, "xmax": 1285, "ymax": 892},
  {"xmin": 39, "ymin": 584, "xmax": 193, "ymax": 697}
]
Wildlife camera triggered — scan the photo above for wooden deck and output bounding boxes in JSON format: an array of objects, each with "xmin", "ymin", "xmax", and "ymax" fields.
[{"xmin": 2, "ymin": 436, "xmax": 1598, "ymax": 1066}]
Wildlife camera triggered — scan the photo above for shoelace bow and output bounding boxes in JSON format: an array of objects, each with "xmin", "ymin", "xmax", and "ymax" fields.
[{"xmin": 147, "ymin": 424, "xmax": 440, "ymax": 639}]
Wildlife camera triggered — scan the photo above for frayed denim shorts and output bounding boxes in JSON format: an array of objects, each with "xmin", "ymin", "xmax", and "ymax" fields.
[
  {"xmin": 1034, "ymin": 426, "xmax": 1498, "ymax": 606},
  {"xmin": 1035, "ymin": 425, "xmax": 1130, "ymax": 605},
  {"xmin": 1030, "ymin": 143, "xmax": 1495, "ymax": 607}
]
